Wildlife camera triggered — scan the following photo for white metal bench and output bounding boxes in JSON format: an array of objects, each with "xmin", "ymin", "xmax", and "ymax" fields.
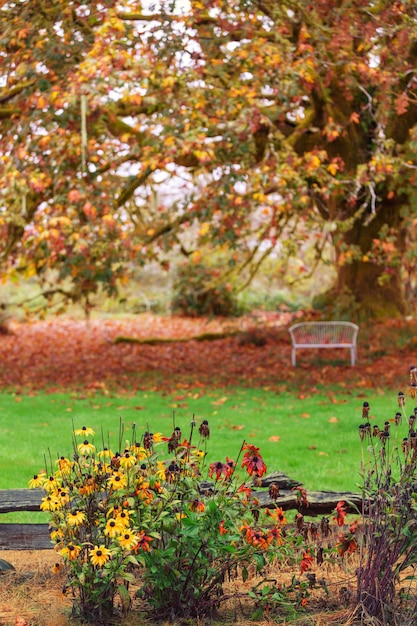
[{"xmin": 289, "ymin": 321, "xmax": 359, "ymax": 366}]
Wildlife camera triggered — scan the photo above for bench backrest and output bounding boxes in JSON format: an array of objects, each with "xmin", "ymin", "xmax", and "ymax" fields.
[{"xmin": 289, "ymin": 322, "xmax": 359, "ymax": 346}]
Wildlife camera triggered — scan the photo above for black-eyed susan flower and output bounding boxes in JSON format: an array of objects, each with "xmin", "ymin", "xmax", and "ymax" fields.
[
  {"xmin": 104, "ymin": 518, "xmax": 123, "ymax": 538},
  {"xmin": 119, "ymin": 452, "xmax": 136, "ymax": 469},
  {"xmin": 130, "ymin": 442, "xmax": 147, "ymax": 460},
  {"xmin": 66, "ymin": 510, "xmax": 86, "ymax": 526},
  {"xmin": 56, "ymin": 456, "xmax": 72, "ymax": 473},
  {"xmin": 28, "ymin": 473, "xmax": 47, "ymax": 489},
  {"xmin": 50, "ymin": 529, "xmax": 64, "ymax": 543},
  {"xmin": 107, "ymin": 503, "xmax": 122, "ymax": 518},
  {"xmin": 51, "ymin": 562, "xmax": 63, "ymax": 574},
  {"xmin": 56, "ymin": 489, "xmax": 70, "ymax": 505},
  {"xmin": 74, "ymin": 426, "xmax": 95, "ymax": 437},
  {"xmin": 97, "ymin": 447, "xmax": 114, "ymax": 460},
  {"xmin": 40, "ymin": 494, "xmax": 62, "ymax": 511},
  {"xmin": 43, "ymin": 475, "xmax": 61, "ymax": 493},
  {"xmin": 90, "ymin": 545, "xmax": 111, "ymax": 567},
  {"xmin": 116, "ymin": 509, "xmax": 132, "ymax": 527},
  {"xmin": 60, "ymin": 543, "xmax": 81, "ymax": 560},
  {"xmin": 78, "ymin": 476, "xmax": 97, "ymax": 496},
  {"xmin": 77, "ymin": 440, "xmax": 96, "ymax": 455},
  {"xmin": 107, "ymin": 472, "xmax": 127, "ymax": 490},
  {"xmin": 118, "ymin": 530, "xmax": 138, "ymax": 551}
]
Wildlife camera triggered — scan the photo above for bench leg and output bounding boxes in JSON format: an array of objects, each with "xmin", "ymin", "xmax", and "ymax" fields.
[
  {"xmin": 292, "ymin": 348, "xmax": 296, "ymax": 367},
  {"xmin": 351, "ymin": 347, "xmax": 356, "ymax": 366}
]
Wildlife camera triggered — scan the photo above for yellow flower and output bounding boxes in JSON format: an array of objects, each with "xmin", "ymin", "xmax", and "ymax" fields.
[
  {"xmin": 43, "ymin": 475, "xmax": 61, "ymax": 493},
  {"xmin": 155, "ymin": 461, "xmax": 166, "ymax": 480},
  {"xmin": 107, "ymin": 504, "xmax": 122, "ymax": 518},
  {"xmin": 116, "ymin": 510, "xmax": 131, "ymax": 527},
  {"xmin": 56, "ymin": 456, "xmax": 72, "ymax": 473},
  {"xmin": 107, "ymin": 472, "xmax": 127, "ymax": 490},
  {"xmin": 40, "ymin": 495, "xmax": 62, "ymax": 511},
  {"xmin": 28, "ymin": 473, "xmax": 47, "ymax": 489},
  {"xmin": 90, "ymin": 545, "xmax": 111, "ymax": 567},
  {"xmin": 50, "ymin": 529, "xmax": 64, "ymax": 543},
  {"xmin": 77, "ymin": 440, "xmax": 96, "ymax": 455},
  {"xmin": 118, "ymin": 530, "xmax": 138, "ymax": 551},
  {"xmin": 98, "ymin": 447, "xmax": 114, "ymax": 460},
  {"xmin": 66, "ymin": 510, "xmax": 86, "ymax": 526},
  {"xmin": 104, "ymin": 518, "xmax": 123, "ymax": 538},
  {"xmin": 78, "ymin": 477, "xmax": 97, "ymax": 496},
  {"xmin": 51, "ymin": 562, "xmax": 63, "ymax": 574},
  {"xmin": 60, "ymin": 543, "xmax": 81, "ymax": 560},
  {"xmin": 57, "ymin": 489, "xmax": 70, "ymax": 505},
  {"xmin": 119, "ymin": 452, "xmax": 136, "ymax": 469},
  {"xmin": 74, "ymin": 426, "xmax": 95, "ymax": 437},
  {"xmin": 130, "ymin": 443, "xmax": 147, "ymax": 460}
]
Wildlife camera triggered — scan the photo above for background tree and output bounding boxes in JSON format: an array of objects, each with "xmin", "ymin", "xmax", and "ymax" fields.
[{"xmin": 1, "ymin": 0, "xmax": 417, "ymax": 318}]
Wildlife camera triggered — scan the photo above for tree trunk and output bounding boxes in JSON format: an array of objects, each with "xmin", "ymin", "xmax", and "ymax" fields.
[{"xmin": 324, "ymin": 198, "xmax": 408, "ymax": 320}]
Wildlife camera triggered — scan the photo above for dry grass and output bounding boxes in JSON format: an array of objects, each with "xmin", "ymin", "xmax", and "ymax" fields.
[{"xmin": 0, "ymin": 549, "xmax": 358, "ymax": 626}]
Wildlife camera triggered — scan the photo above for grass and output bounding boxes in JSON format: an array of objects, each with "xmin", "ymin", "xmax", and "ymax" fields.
[{"xmin": 0, "ymin": 385, "xmax": 400, "ymax": 495}]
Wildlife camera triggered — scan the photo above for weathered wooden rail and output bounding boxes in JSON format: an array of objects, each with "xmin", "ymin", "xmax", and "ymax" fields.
[{"xmin": 0, "ymin": 473, "xmax": 363, "ymax": 550}]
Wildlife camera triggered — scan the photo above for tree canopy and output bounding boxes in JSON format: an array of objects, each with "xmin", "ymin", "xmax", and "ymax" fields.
[{"xmin": 1, "ymin": 0, "xmax": 417, "ymax": 317}]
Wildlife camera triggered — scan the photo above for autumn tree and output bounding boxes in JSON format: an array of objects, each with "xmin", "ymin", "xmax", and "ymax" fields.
[{"xmin": 1, "ymin": 0, "xmax": 417, "ymax": 318}]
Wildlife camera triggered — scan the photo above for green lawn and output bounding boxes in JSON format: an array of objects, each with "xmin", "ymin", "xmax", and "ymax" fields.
[{"xmin": 0, "ymin": 386, "xmax": 405, "ymax": 494}]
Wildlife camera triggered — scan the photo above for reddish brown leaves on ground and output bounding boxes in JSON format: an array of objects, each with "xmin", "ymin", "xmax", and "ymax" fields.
[{"xmin": 0, "ymin": 313, "xmax": 413, "ymax": 392}]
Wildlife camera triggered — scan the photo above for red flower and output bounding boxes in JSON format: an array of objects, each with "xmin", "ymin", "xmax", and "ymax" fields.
[
  {"xmin": 241, "ymin": 523, "xmax": 272, "ymax": 549},
  {"xmin": 219, "ymin": 520, "xmax": 228, "ymax": 535},
  {"xmin": 189, "ymin": 499, "xmax": 205, "ymax": 513},
  {"xmin": 335, "ymin": 501, "xmax": 347, "ymax": 526},
  {"xmin": 133, "ymin": 531, "xmax": 153, "ymax": 553},
  {"xmin": 300, "ymin": 550, "xmax": 314, "ymax": 574},
  {"xmin": 208, "ymin": 461, "xmax": 233, "ymax": 481},
  {"xmin": 241, "ymin": 444, "xmax": 267, "ymax": 477},
  {"xmin": 336, "ymin": 533, "xmax": 357, "ymax": 556}
]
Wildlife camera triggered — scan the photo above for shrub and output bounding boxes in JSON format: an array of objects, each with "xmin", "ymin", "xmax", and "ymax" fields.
[
  {"xmin": 30, "ymin": 417, "xmax": 322, "ymax": 622},
  {"xmin": 171, "ymin": 261, "xmax": 240, "ymax": 317},
  {"xmin": 356, "ymin": 377, "xmax": 417, "ymax": 624}
]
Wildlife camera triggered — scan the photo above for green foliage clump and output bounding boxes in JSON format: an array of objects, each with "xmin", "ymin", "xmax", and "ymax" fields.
[
  {"xmin": 29, "ymin": 417, "xmax": 333, "ymax": 622},
  {"xmin": 171, "ymin": 261, "xmax": 241, "ymax": 317}
]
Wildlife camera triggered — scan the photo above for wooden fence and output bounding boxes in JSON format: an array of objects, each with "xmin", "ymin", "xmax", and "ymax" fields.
[{"xmin": 0, "ymin": 473, "xmax": 363, "ymax": 550}]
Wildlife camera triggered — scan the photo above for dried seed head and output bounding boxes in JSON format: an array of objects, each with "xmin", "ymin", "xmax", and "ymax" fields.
[
  {"xmin": 268, "ymin": 483, "xmax": 280, "ymax": 500},
  {"xmin": 398, "ymin": 391, "xmax": 405, "ymax": 407},
  {"xmin": 198, "ymin": 420, "xmax": 210, "ymax": 439},
  {"xmin": 362, "ymin": 402, "xmax": 370, "ymax": 419},
  {"xmin": 379, "ymin": 430, "xmax": 390, "ymax": 445},
  {"xmin": 395, "ymin": 412, "xmax": 402, "ymax": 426},
  {"xmin": 358, "ymin": 424, "xmax": 367, "ymax": 441}
]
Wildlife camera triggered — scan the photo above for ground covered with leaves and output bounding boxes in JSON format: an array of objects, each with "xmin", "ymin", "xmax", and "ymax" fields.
[
  {"xmin": 0, "ymin": 312, "xmax": 415, "ymax": 393},
  {"xmin": 1, "ymin": 313, "xmax": 417, "ymax": 626}
]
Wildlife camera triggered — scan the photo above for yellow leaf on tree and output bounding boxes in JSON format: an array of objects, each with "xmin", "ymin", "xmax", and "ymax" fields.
[{"xmin": 191, "ymin": 250, "xmax": 203, "ymax": 264}]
